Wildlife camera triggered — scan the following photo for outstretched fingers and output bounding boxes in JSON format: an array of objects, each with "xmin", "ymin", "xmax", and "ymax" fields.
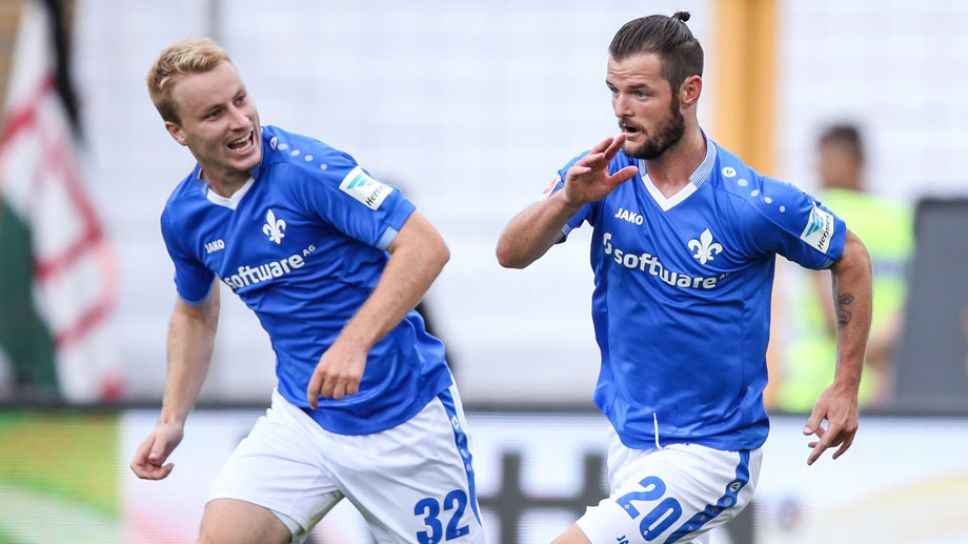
[
  {"xmin": 806, "ymin": 430, "xmax": 835, "ymax": 465},
  {"xmin": 590, "ymin": 136, "xmax": 614, "ymax": 155},
  {"xmin": 806, "ymin": 419, "xmax": 858, "ymax": 465},
  {"xmin": 575, "ymin": 152, "xmax": 606, "ymax": 169},
  {"xmin": 602, "ymin": 133, "xmax": 628, "ymax": 161},
  {"xmin": 831, "ymin": 434, "xmax": 855, "ymax": 460},
  {"xmin": 609, "ymin": 165, "xmax": 639, "ymax": 187}
]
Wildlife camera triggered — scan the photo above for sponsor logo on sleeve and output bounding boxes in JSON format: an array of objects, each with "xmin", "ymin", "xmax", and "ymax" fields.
[
  {"xmin": 540, "ymin": 175, "xmax": 561, "ymax": 200},
  {"xmin": 339, "ymin": 166, "xmax": 394, "ymax": 210},
  {"xmin": 800, "ymin": 205, "xmax": 835, "ymax": 253}
]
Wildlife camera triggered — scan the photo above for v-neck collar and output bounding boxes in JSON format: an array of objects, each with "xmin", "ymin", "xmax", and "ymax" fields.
[
  {"xmin": 195, "ymin": 150, "xmax": 265, "ymax": 211},
  {"xmin": 637, "ymin": 138, "xmax": 717, "ymax": 212},
  {"xmin": 204, "ymin": 175, "xmax": 256, "ymax": 211}
]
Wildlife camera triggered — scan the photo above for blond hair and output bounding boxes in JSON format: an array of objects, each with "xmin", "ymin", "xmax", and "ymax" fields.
[{"xmin": 147, "ymin": 38, "xmax": 231, "ymax": 124}]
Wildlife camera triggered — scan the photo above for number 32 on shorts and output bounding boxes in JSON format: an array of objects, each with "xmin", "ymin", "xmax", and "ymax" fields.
[{"xmin": 414, "ymin": 489, "xmax": 470, "ymax": 543}]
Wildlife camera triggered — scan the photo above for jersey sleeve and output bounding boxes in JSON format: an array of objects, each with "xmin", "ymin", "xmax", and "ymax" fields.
[
  {"xmin": 544, "ymin": 151, "xmax": 596, "ymax": 240},
  {"xmin": 744, "ymin": 177, "xmax": 847, "ymax": 269},
  {"xmin": 160, "ymin": 208, "xmax": 215, "ymax": 305},
  {"xmin": 297, "ymin": 150, "xmax": 416, "ymax": 250}
]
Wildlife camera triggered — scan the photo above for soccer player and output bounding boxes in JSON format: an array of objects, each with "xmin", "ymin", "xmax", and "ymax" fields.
[
  {"xmin": 496, "ymin": 12, "xmax": 872, "ymax": 544},
  {"xmin": 129, "ymin": 38, "xmax": 483, "ymax": 544}
]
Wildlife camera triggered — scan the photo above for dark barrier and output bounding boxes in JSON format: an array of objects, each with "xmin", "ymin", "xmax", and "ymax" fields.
[{"xmin": 894, "ymin": 197, "xmax": 968, "ymax": 412}]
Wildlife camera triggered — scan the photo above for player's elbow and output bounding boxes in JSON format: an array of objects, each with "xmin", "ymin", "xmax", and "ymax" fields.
[
  {"xmin": 495, "ymin": 238, "xmax": 530, "ymax": 269},
  {"xmin": 418, "ymin": 232, "xmax": 449, "ymax": 276},
  {"xmin": 435, "ymin": 238, "xmax": 451, "ymax": 270},
  {"xmin": 837, "ymin": 230, "xmax": 871, "ymax": 271}
]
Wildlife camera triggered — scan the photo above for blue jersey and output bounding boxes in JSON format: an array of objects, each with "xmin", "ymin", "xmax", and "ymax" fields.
[
  {"xmin": 160, "ymin": 125, "xmax": 452, "ymax": 435},
  {"xmin": 550, "ymin": 139, "xmax": 846, "ymax": 451}
]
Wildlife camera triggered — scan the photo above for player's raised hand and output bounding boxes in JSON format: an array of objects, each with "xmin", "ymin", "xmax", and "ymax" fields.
[
  {"xmin": 130, "ymin": 422, "xmax": 184, "ymax": 480},
  {"xmin": 306, "ymin": 339, "xmax": 369, "ymax": 408},
  {"xmin": 803, "ymin": 382, "xmax": 859, "ymax": 465},
  {"xmin": 562, "ymin": 134, "xmax": 639, "ymax": 206}
]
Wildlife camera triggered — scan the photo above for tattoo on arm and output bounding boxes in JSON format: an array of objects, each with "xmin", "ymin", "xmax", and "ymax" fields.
[{"xmin": 837, "ymin": 293, "xmax": 854, "ymax": 326}]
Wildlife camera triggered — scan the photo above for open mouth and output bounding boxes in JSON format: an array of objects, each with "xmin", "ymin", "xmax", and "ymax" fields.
[
  {"xmin": 227, "ymin": 131, "xmax": 254, "ymax": 151},
  {"xmin": 620, "ymin": 122, "xmax": 642, "ymax": 138}
]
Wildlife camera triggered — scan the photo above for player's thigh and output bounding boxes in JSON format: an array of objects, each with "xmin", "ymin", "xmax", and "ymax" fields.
[
  {"xmin": 553, "ymin": 524, "xmax": 594, "ymax": 544},
  {"xmin": 576, "ymin": 444, "xmax": 761, "ymax": 544},
  {"xmin": 199, "ymin": 498, "xmax": 291, "ymax": 544},
  {"xmin": 333, "ymin": 386, "xmax": 485, "ymax": 543},
  {"xmin": 207, "ymin": 395, "xmax": 345, "ymax": 541}
]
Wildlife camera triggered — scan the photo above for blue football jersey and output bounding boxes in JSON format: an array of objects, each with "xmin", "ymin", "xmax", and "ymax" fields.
[
  {"xmin": 549, "ymin": 139, "xmax": 846, "ymax": 451},
  {"xmin": 160, "ymin": 125, "xmax": 452, "ymax": 435}
]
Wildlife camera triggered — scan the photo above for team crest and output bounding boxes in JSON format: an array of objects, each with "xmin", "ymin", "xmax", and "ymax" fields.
[
  {"xmin": 688, "ymin": 228, "xmax": 723, "ymax": 265},
  {"xmin": 263, "ymin": 209, "xmax": 287, "ymax": 244}
]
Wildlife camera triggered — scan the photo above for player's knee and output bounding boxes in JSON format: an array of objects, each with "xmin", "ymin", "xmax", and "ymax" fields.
[
  {"xmin": 197, "ymin": 521, "xmax": 228, "ymax": 544},
  {"xmin": 552, "ymin": 524, "xmax": 593, "ymax": 544},
  {"xmin": 198, "ymin": 514, "xmax": 241, "ymax": 544},
  {"xmin": 198, "ymin": 521, "xmax": 284, "ymax": 544},
  {"xmin": 198, "ymin": 499, "xmax": 290, "ymax": 544}
]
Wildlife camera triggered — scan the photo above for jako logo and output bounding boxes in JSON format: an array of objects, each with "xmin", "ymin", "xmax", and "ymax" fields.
[
  {"xmin": 688, "ymin": 229, "xmax": 723, "ymax": 265},
  {"xmin": 614, "ymin": 207, "xmax": 644, "ymax": 225},
  {"xmin": 205, "ymin": 239, "xmax": 225, "ymax": 254},
  {"xmin": 263, "ymin": 209, "xmax": 286, "ymax": 244}
]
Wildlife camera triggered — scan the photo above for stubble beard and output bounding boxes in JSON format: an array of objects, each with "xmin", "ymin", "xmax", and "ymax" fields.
[{"xmin": 625, "ymin": 101, "xmax": 686, "ymax": 161}]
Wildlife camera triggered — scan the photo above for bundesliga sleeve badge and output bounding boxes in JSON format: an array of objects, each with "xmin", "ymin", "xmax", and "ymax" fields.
[
  {"xmin": 800, "ymin": 204, "xmax": 835, "ymax": 253},
  {"xmin": 540, "ymin": 175, "xmax": 561, "ymax": 201},
  {"xmin": 339, "ymin": 166, "xmax": 394, "ymax": 210}
]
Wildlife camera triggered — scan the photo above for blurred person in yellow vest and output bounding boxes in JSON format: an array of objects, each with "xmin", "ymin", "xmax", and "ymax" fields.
[{"xmin": 780, "ymin": 124, "xmax": 913, "ymax": 411}]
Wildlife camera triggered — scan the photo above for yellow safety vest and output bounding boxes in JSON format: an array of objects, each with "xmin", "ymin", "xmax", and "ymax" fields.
[{"xmin": 779, "ymin": 188, "xmax": 913, "ymax": 412}]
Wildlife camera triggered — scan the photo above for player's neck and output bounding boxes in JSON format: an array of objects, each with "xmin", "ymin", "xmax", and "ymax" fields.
[
  {"xmin": 644, "ymin": 128, "xmax": 706, "ymax": 198},
  {"xmin": 201, "ymin": 167, "xmax": 250, "ymax": 198}
]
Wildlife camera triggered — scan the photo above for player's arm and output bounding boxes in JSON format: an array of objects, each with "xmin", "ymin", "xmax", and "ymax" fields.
[
  {"xmin": 306, "ymin": 210, "xmax": 448, "ymax": 406},
  {"xmin": 130, "ymin": 284, "xmax": 220, "ymax": 480},
  {"xmin": 496, "ymin": 189, "xmax": 585, "ymax": 269},
  {"xmin": 496, "ymin": 134, "xmax": 638, "ymax": 268},
  {"xmin": 804, "ymin": 228, "xmax": 872, "ymax": 465}
]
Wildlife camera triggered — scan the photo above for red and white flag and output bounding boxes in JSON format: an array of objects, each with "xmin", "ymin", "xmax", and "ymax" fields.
[{"xmin": 0, "ymin": 0, "xmax": 121, "ymax": 401}]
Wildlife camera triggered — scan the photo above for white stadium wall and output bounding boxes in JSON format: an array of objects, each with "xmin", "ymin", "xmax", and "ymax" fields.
[{"xmin": 67, "ymin": 1, "xmax": 968, "ymax": 404}]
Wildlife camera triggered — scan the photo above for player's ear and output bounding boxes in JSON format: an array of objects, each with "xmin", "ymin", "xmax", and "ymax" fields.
[
  {"xmin": 165, "ymin": 120, "xmax": 188, "ymax": 146},
  {"xmin": 680, "ymin": 75, "xmax": 702, "ymax": 106}
]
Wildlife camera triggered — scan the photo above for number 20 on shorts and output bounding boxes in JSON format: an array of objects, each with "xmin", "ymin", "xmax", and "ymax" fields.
[{"xmin": 615, "ymin": 475, "xmax": 683, "ymax": 541}]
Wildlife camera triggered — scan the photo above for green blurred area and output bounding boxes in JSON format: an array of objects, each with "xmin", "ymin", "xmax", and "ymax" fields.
[
  {"xmin": 0, "ymin": 527, "xmax": 18, "ymax": 544},
  {"xmin": 0, "ymin": 410, "xmax": 119, "ymax": 517}
]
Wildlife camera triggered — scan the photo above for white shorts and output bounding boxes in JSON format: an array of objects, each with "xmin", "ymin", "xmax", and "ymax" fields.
[
  {"xmin": 207, "ymin": 385, "xmax": 485, "ymax": 543},
  {"xmin": 576, "ymin": 430, "xmax": 762, "ymax": 544}
]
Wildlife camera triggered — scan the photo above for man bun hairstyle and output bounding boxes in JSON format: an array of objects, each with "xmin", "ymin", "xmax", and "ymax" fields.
[{"xmin": 609, "ymin": 11, "xmax": 704, "ymax": 95}]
